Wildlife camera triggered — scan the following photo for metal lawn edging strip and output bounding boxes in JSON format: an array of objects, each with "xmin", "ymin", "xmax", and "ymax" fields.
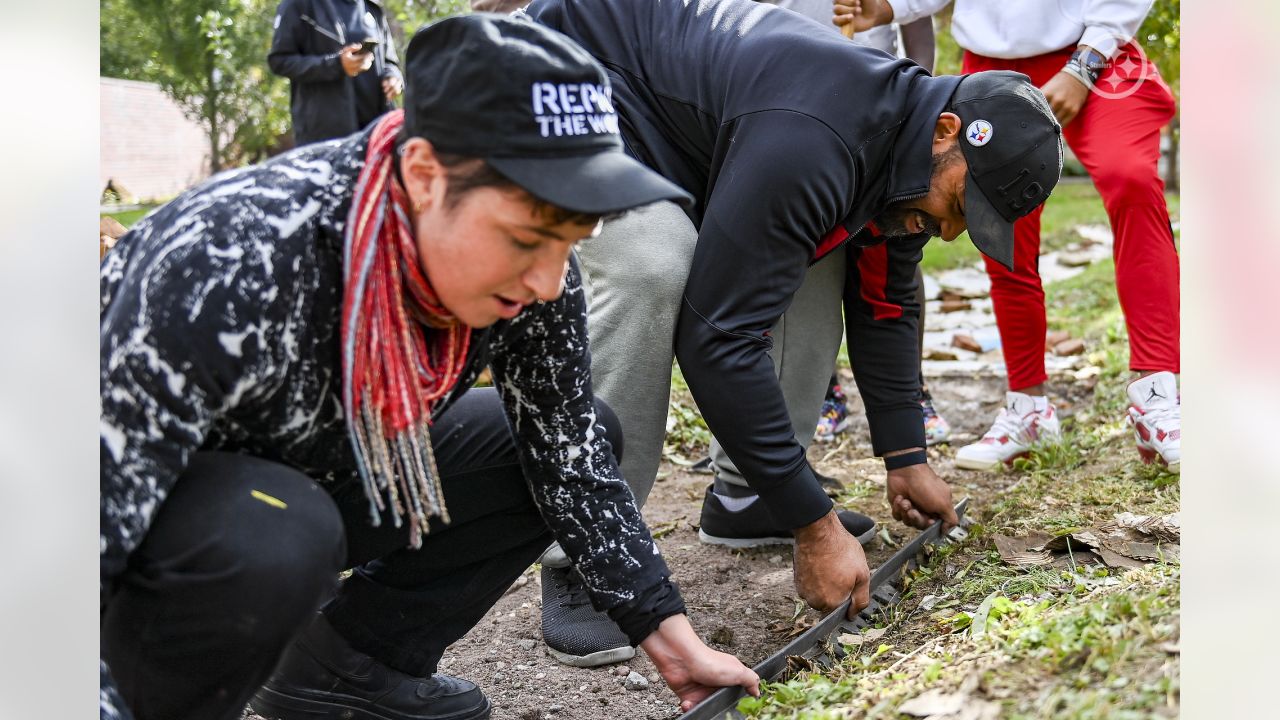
[{"xmin": 682, "ymin": 498, "xmax": 971, "ymax": 720}]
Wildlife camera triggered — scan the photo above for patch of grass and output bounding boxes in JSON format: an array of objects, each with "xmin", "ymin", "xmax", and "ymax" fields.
[
  {"xmin": 919, "ymin": 185, "xmax": 1178, "ymax": 274},
  {"xmin": 832, "ymin": 479, "xmax": 879, "ymax": 505},
  {"xmin": 666, "ymin": 363, "xmax": 710, "ymax": 456},
  {"xmin": 101, "ymin": 206, "xmax": 157, "ymax": 228},
  {"xmin": 737, "ymin": 382, "xmax": 1180, "ymax": 720},
  {"xmin": 739, "ymin": 563, "xmax": 1179, "ymax": 720},
  {"xmin": 946, "ymin": 554, "xmax": 1067, "ymax": 606}
]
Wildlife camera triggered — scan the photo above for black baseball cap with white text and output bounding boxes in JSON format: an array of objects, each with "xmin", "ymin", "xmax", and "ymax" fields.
[
  {"xmin": 402, "ymin": 13, "xmax": 692, "ymax": 214},
  {"xmin": 949, "ymin": 71, "xmax": 1064, "ymax": 270}
]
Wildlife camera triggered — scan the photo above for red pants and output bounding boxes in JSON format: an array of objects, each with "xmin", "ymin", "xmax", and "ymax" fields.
[{"xmin": 962, "ymin": 45, "xmax": 1179, "ymax": 390}]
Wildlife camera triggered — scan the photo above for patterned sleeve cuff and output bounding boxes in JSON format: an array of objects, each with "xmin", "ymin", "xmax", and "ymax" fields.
[{"xmin": 607, "ymin": 579, "xmax": 687, "ymax": 646}]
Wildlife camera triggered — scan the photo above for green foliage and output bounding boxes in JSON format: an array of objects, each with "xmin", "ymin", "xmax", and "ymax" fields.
[
  {"xmin": 1138, "ymin": 0, "xmax": 1179, "ymax": 99},
  {"xmin": 100, "ymin": 0, "xmax": 467, "ymax": 172},
  {"xmin": 102, "ymin": 207, "xmax": 158, "ymax": 228},
  {"xmin": 101, "ymin": 0, "xmax": 292, "ymax": 170},
  {"xmin": 738, "ymin": 675, "xmax": 858, "ymax": 719},
  {"xmin": 382, "ymin": 0, "xmax": 471, "ymax": 49},
  {"xmin": 918, "ymin": 183, "xmax": 1123, "ymax": 274},
  {"xmin": 930, "ymin": 5, "xmax": 962, "ymax": 77}
]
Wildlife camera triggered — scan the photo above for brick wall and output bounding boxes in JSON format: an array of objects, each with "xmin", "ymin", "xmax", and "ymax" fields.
[{"xmin": 100, "ymin": 77, "xmax": 211, "ymax": 202}]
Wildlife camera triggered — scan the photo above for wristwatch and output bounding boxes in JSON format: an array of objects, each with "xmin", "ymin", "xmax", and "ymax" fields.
[{"xmin": 1062, "ymin": 46, "xmax": 1108, "ymax": 88}]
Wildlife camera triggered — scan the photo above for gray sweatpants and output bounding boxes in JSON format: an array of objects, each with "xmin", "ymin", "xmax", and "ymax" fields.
[{"xmin": 577, "ymin": 200, "xmax": 846, "ymax": 505}]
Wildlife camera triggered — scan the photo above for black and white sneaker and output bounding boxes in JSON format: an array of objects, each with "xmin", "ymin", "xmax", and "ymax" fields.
[
  {"xmin": 697, "ymin": 484, "xmax": 877, "ymax": 548},
  {"xmin": 540, "ymin": 564, "xmax": 635, "ymax": 668}
]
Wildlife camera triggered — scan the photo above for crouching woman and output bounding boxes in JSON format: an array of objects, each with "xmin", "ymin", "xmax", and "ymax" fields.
[{"xmin": 99, "ymin": 14, "xmax": 758, "ymax": 720}]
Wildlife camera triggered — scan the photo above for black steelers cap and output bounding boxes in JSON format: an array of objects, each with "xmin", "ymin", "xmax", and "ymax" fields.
[
  {"xmin": 949, "ymin": 71, "xmax": 1064, "ymax": 270},
  {"xmin": 403, "ymin": 13, "xmax": 691, "ymax": 214}
]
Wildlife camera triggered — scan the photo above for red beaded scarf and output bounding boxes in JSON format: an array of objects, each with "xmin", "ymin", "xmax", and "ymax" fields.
[{"xmin": 341, "ymin": 110, "xmax": 471, "ymax": 547}]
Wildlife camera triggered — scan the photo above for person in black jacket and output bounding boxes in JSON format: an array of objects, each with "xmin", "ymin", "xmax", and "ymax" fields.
[
  {"xmin": 524, "ymin": 0, "xmax": 1063, "ymax": 667},
  {"xmin": 269, "ymin": 0, "xmax": 404, "ymax": 146},
  {"xmin": 101, "ymin": 15, "xmax": 758, "ymax": 720}
]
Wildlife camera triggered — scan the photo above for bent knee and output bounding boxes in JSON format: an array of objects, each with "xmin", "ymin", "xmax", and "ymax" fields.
[{"xmin": 179, "ymin": 454, "xmax": 345, "ymax": 599}]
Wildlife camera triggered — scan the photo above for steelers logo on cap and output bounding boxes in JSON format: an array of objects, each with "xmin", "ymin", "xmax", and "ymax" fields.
[{"xmin": 966, "ymin": 119, "xmax": 993, "ymax": 147}]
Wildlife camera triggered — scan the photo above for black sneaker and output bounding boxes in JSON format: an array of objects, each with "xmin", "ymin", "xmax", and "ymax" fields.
[
  {"xmin": 697, "ymin": 485, "xmax": 877, "ymax": 548},
  {"xmin": 251, "ymin": 614, "xmax": 490, "ymax": 720},
  {"xmin": 540, "ymin": 564, "xmax": 635, "ymax": 668}
]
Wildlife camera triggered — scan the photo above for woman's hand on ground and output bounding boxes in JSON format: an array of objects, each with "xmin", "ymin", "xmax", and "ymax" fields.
[{"xmin": 640, "ymin": 614, "xmax": 760, "ymax": 712}]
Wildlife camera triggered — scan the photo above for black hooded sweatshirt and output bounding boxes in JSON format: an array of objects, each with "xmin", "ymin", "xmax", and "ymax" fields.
[{"xmin": 527, "ymin": 0, "xmax": 962, "ymax": 529}]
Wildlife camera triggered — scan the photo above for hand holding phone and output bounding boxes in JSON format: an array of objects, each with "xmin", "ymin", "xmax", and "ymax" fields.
[{"xmin": 340, "ymin": 43, "xmax": 375, "ymax": 76}]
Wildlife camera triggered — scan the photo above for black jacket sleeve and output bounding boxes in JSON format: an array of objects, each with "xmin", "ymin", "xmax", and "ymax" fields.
[
  {"xmin": 268, "ymin": 0, "xmax": 345, "ymax": 83},
  {"xmin": 377, "ymin": 5, "xmax": 402, "ymax": 82},
  {"xmin": 489, "ymin": 259, "xmax": 683, "ymax": 643},
  {"xmin": 844, "ymin": 231, "xmax": 928, "ymax": 456},
  {"xmin": 675, "ymin": 110, "xmax": 855, "ymax": 530}
]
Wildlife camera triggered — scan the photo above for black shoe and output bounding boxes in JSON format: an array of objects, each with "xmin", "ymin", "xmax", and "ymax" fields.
[
  {"xmin": 540, "ymin": 564, "xmax": 635, "ymax": 667},
  {"xmin": 697, "ymin": 484, "xmax": 876, "ymax": 548},
  {"xmin": 250, "ymin": 614, "xmax": 490, "ymax": 720}
]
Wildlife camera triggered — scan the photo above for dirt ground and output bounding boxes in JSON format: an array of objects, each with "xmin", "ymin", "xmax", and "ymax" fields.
[{"xmin": 245, "ymin": 370, "xmax": 1092, "ymax": 720}]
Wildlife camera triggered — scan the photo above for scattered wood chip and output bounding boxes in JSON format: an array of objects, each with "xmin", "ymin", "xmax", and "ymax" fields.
[
  {"xmin": 923, "ymin": 347, "xmax": 960, "ymax": 361},
  {"xmin": 940, "ymin": 299, "xmax": 972, "ymax": 313},
  {"xmin": 1107, "ymin": 511, "xmax": 1180, "ymax": 542},
  {"xmin": 1056, "ymin": 250, "xmax": 1095, "ymax": 268},
  {"xmin": 1045, "ymin": 329, "xmax": 1071, "ymax": 348},
  {"xmin": 100, "ymin": 215, "xmax": 127, "ymax": 239},
  {"xmin": 951, "ymin": 333, "xmax": 983, "ymax": 353},
  {"xmin": 1053, "ymin": 338, "xmax": 1086, "ymax": 356}
]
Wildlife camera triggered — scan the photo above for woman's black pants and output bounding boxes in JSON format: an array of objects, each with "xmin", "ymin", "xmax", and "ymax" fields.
[{"xmin": 101, "ymin": 388, "xmax": 622, "ymax": 720}]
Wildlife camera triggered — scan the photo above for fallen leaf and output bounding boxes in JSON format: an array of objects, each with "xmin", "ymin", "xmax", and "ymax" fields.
[
  {"xmin": 1095, "ymin": 547, "xmax": 1147, "ymax": 570},
  {"xmin": 898, "ymin": 689, "xmax": 966, "ymax": 717},
  {"xmin": 969, "ymin": 592, "xmax": 998, "ymax": 639},
  {"xmin": 993, "ymin": 533, "xmax": 1053, "ymax": 566}
]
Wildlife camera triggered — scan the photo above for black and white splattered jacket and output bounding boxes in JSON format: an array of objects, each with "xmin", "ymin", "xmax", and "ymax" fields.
[{"xmin": 100, "ymin": 129, "xmax": 677, "ymax": 718}]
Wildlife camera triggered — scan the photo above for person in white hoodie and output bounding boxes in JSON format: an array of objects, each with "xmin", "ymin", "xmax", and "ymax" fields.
[{"xmin": 836, "ymin": 0, "xmax": 1181, "ymax": 472}]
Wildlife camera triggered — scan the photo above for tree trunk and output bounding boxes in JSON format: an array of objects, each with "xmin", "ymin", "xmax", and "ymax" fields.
[{"xmin": 207, "ymin": 52, "xmax": 222, "ymax": 174}]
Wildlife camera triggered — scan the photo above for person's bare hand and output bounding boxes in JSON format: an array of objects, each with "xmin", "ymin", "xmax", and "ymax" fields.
[
  {"xmin": 382, "ymin": 76, "xmax": 403, "ymax": 101},
  {"xmin": 340, "ymin": 44, "xmax": 374, "ymax": 77},
  {"xmin": 1041, "ymin": 71, "xmax": 1090, "ymax": 126},
  {"xmin": 885, "ymin": 462, "xmax": 957, "ymax": 530},
  {"xmin": 793, "ymin": 510, "xmax": 871, "ymax": 619},
  {"xmin": 833, "ymin": 0, "xmax": 895, "ymax": 33},
  {"xmin": 640, "ymin": 615, "xmax": 760, "ymax": 712}
]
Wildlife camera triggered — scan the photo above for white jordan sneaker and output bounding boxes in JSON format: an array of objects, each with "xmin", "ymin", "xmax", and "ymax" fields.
[
  {"xmin": 1126, "ymin": 371, "xmax": 1181, "ymax": 472},
  {"xmin": 955, "ymin": 391, "xmax": 1062, "ymax": 470}
]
